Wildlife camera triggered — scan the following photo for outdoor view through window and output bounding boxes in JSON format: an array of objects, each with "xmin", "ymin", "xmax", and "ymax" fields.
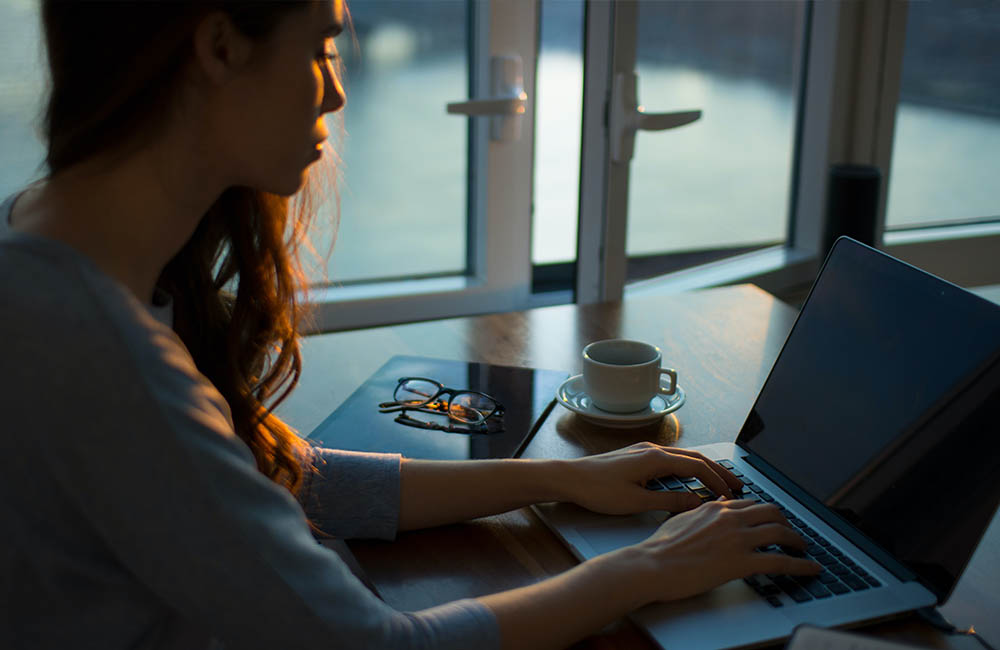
[
  {"xmin": 625, "ymin": 0, "xmax": 800, "ymax": 271},
  {"xmin": 0, "ymin": 1, "xmax": 997, "ymax": 286},
  {"xmin": 886, "ymin": 1, "xmax": 1000, "ymax": 228}
]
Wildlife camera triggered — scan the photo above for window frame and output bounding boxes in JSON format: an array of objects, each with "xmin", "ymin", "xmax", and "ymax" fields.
[
  {"xmin": 306, "ymin": 0, "xmax": 1000, "ymax": 333},
  {"xmin": 307, "ymin": 0, "xmax": 543, "ymax": 333},
  {"xmin": 619, "ymin": 0, "xmax": 1000, "ymax": 301}
]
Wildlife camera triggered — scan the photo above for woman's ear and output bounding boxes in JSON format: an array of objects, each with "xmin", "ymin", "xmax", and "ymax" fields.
[{"xmin": 192, "ymin": 11, "xmax": 252, "ymax": 85}]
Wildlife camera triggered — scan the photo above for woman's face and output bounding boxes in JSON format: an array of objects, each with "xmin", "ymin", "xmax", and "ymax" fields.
[{"xmin": 220, "ymin": 0, "xmax": 346, "ymax": 196}]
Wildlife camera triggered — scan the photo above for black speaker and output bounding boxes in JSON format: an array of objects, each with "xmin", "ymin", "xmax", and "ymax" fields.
[{"xmin": 823, "ymin": 164, "xmax": 881, "ymax": 254}]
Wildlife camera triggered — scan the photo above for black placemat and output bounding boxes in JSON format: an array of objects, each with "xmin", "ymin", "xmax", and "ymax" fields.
[{"xmin": 308, "ymin": 355, "xmax": 568, "ymax": 459}]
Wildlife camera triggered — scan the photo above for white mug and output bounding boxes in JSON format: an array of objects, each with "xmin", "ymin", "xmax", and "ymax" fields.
[{"xmin": 582, "ymin": 339, "xmax": 678, "ymax": 413}]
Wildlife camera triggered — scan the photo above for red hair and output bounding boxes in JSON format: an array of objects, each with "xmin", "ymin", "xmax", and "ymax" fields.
[{"xmin": 42, "ymin": 0, "xmax": 331, "ymax": 494}]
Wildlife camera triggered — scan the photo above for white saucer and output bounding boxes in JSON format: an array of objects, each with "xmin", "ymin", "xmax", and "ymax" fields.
[{"xmin": 555, "ymin": 374, "xmax": 686, "ymax": 428}]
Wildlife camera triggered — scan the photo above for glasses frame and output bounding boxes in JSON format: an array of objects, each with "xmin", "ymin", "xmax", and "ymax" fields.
[{"xmin": 379, "ymin": 376, "xmax": 505, "ymax": 424}]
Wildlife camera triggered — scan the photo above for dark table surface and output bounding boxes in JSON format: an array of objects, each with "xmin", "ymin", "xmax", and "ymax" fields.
[{"xmin": 279, "ymin": 284, "xmax": 998, "ymax": 650}]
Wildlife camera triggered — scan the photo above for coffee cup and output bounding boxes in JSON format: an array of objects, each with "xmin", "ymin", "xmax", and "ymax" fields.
[{"xmin": 582, "ymin": 339, "xmax": 678, "ymax": 413}]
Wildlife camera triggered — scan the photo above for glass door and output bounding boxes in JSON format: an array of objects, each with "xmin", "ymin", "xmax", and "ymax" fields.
[
  {"xmin": 626, "ymin": 1, "xmax": 804, "ymax": 277},
  {"xmin": 575, "ymin": 0, "xmax": 809, "ymax": 302},
  {"xmin": 326, "ymin": 2, "xmax": 471, "ymax": 285},
  {"xmin": 309, "ymin": 0, "xmax": 540, "ymax": 330},
  {"xmin": 885, "ymin": 0, "xmax": 1000, "ymax": 229}
]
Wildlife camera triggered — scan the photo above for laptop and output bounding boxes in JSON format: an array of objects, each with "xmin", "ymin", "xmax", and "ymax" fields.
[{"xmin": 534, "ymin": 237, "xmax": 1000, "ymax": 649}]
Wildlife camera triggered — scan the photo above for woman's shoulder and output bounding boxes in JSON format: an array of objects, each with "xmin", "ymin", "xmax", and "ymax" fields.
[
  {"xmin": 0, "ymin": 211, "xmax": 204, "ymax": 412},
  {"xmin": 2, "ymin": 186, "xmax": 172, "ymax": 330},
  {"xmin": 1, "ymin": 212, "xmax": 243, "ymax": 458},
  {"xmin": 1, "ymin": 228, "xmax": 161, "ymax": 342}
]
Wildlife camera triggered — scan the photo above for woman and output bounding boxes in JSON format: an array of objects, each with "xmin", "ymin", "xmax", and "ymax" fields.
[{"xmin": 0, "ymin": 1, "xmax": 819, "ymax": 648}]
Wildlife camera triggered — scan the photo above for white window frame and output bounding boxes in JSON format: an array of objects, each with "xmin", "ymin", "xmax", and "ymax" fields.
[
  {"xmin": 306, "ymin": 0, "xmax": 540, "ymax": 333},
  {"xmin": 582, "ymin": 0, "xmax": 827, "ymax": 302},
  {"xmin": 865, "ymin": 1, "xmax": 1000, "ymax": 284},
  {"xmin": 307, "ymin": 0, "xmax": 1000, "ymax": 332},
  {"xmin": 622, "ymin": 0, "xmax": 1000, "ymax": 301}
]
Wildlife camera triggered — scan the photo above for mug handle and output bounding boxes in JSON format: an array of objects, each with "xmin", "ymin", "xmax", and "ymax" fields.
[{"xmin": 659, "ymin": 368, "xmax": 678, "ymax": 396}]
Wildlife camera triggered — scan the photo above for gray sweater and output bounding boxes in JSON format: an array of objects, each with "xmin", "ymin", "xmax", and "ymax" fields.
[{"xmin": 0, "ymin": 193, "xmax": 500, "ymax": 649}]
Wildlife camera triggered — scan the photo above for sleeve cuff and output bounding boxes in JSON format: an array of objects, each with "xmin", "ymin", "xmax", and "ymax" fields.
[
  {"xmin": 402, "ymin": 598, "xmax": 502, "ymax": 650},
  {"xmin": 298, "ymin": 446, "xmax": 402, "ymax": 540}
]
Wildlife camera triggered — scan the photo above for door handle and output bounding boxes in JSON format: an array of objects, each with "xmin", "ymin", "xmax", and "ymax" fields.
[
  {"xmin": 447, "ymin": 55, "xmax": 526, "ymax": 142},
  {"xmin": 610, "ymin": 72, "xmax": 702, "ymax": 163}
]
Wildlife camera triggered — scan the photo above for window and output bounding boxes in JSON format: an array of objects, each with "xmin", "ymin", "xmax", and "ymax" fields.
[
  {"xmin": 626, "ymin": 1, "xmax": 804, "ymax": 277},
  {"xmin": 1, "ymin": 1, "xmax": 997, "ymax": 330},
  {"xmin": 0, "ymin": 0, "xmax": 45, "ymax": 201},
  {"xmin": 0, "ymin": 1, "xmax": 541, "ymax": 332},
  {"xmin": 323, "ymin": 2, "xmax": 469, "ymax": 285},
  {"xmin": 576, "ymin": 0, "xmax": 815, "ymax": 303},
  {"xmin": 885, "ymin": 0, "xmax": 1000, "ymax": 229},
  {"xmin": 308, "ymin": 0, "xmax": 539, "ymax": 330},
  {"xmin": 617, "ymin": 0, "xmax": 1000, "ymax": 301},
  {"xmin": 531, "ymin": 0, "xmax": 585, "ymax": 274}
]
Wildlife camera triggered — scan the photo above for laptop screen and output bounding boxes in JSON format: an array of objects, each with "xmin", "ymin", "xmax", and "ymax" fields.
[{"xmin": 738, "ymin": 238, "xmax": 1000, "ymax": 598}]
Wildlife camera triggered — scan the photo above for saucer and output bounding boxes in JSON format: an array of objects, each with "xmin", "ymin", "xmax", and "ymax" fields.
[{"xmin": 555, "ymin": 375, "xmax": 686, "ymax": 428}]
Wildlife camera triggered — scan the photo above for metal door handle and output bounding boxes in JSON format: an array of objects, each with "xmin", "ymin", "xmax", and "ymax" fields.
[
  {"xmin": 610, "ymin": 72, "xmax": 702, "ymax": 162},
  {"xmin": 447, "ymin": 96, "xmax": 526, "ymax": 117},
  {"xmin": 447, "ymin": 55, "xmax": 526, "ymax": 141}
]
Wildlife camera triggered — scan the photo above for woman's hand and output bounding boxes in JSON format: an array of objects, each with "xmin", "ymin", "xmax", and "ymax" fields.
[
  {"xmin": 561, "ymin": 442, "xmax": 744, "ymax": 515},
  {"xmin": 625, "ymin": 498, "xmax": 822, "ymax": 604},
  {"xmin": 397, "ymin": 442, "xmax": 739, "ymax": 531},
  {"xmin": 480, "ymin": 496, "xmax": 820, "ymax": 649}
]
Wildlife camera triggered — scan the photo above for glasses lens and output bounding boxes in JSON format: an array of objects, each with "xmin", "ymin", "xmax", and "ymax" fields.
[
  {"xmin": 449, "ymin": 393, "xmax": 497, "ymax": 424},
  {"xmin": 394, "ymin": 379, "xmax": 440, "ymax": 407}
]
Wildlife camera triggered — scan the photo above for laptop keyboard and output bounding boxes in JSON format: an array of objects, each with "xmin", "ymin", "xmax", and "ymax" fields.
[{"xmin": 645, "ymin": 459, "xmax": 882, "ymax": 607}]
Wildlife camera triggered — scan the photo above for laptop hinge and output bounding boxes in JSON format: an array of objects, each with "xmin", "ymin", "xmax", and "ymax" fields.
[{"xmin": 739, "ymin": 448, "xmax": 920, "ymax": 586}]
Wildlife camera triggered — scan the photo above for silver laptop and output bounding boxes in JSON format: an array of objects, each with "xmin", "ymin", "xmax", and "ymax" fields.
[{"xmin": 535, "ymin": 238, "xmax": 1000, "ymax": 649}]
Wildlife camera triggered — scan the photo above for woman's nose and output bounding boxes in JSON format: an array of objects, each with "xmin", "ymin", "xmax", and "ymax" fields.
[{"xmin": 321, "ymin": 66, "xmax": 345, "ymax": 115}]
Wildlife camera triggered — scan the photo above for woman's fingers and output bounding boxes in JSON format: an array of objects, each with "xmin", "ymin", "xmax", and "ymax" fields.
[
  {"xmin": 731, "ymin": 502, "xmax": 787, "ymax": 525},
  {"xmin": 718, "ymin": 497, "xmax": 758, "ymax": 509},
  {"xmin": 743, "ymin": 522, "xmax": 808, "ymax": 551},
  {"xmin": 647, "ymin": 489, "xmax": 704, "ymax": 512},
  {"xmin": 753, "ymin": 551, "xmax": 822, "ymax": 576},
  {"xmin": 724, "ymin": 503, "xmax": 806, "ymax": 550},
  {"xmin": 666, "ymin": 455, "xmax": 735, "ymax": 498},
  {"xmin": 627, "ymin": 444, "xmax": 741, "ymax": 499},
  {"xmin": 664, "ymin": 448, "xmax": 744, "ymax": 491}
]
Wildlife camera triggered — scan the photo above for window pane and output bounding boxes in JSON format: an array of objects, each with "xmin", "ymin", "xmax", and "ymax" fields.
[
  {"xmin": 0, "ymin": 2, "xmax": 469, "ymax": 288},
  {"xmin": 316, "ymin": 2, "xmax": 468, "ymax": 285},
  {"xmin": 0, "ymin": 0, "xmax": 45, "ymax": 200},
  {"xmin": 886, "ymin": 1, "xmax": 1000, "ymax": 229},
  {"xmin": 626, "ymin": 1, "xmax": 803, "ymax": 267},
  {"xmin": 531, "ymin": 0, "xmax": 584, "ymax": 266}
]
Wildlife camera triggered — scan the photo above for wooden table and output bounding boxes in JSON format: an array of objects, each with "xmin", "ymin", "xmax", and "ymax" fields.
[{"xmin": 278, "ymin": 285, "xmax": 997, "ymax": 650}]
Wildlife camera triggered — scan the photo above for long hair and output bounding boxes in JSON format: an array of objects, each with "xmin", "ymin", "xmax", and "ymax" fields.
[{"xmin": 41, "ymin": 1, "xmax": 328, "ymax": 495}]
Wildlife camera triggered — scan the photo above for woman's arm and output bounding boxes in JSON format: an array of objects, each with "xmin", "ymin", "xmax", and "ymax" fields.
[
  {"xmin": 399, "ymin": 442, "xmax": 743, "ymax": 531},
  {"xmin": 398, "ymin": 457, "xmax": 564, "ymax": 531}
]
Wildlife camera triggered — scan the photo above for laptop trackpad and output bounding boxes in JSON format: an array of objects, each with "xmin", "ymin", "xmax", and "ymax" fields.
[
  {"xmin": 634, "ymin": 580, "xmax": 787, "ymax": 650},
  {"xmin": 571, "ymin": 512, "xmax": 667, "ymax": 555}
]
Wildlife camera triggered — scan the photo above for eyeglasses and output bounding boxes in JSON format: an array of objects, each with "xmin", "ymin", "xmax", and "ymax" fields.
[{"xmin": 378, "ymin": 377, "xmax": 505, "ymax": 434}]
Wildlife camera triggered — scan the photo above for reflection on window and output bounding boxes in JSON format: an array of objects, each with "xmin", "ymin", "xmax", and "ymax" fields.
[
  {"xmin": 313, "ymin": 2, "xmax": 468, "ymax": 285},
  {"xmin": 0, "ymin": 0, "xmax": 45, "ymax": 201},
  {"xmin": 886, "ymin": 1, "xmax": 1000, "ymax": 229},
  {"xmin": 532, "ymin": 0, "xmax": 584, "ymax": 267},
  {"xmin": 626, "ymin": 1, "xmax": 803, "ymax": 277}
]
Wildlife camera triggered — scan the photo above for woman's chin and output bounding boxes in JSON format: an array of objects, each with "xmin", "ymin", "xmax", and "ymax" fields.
[
  {"xmin": 263, "ymin": 171, "xmax": 310, "ymax": 197},
  {"xmin": 252, "ymin": 156, "xmax": 324, "ymax": 197}
]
